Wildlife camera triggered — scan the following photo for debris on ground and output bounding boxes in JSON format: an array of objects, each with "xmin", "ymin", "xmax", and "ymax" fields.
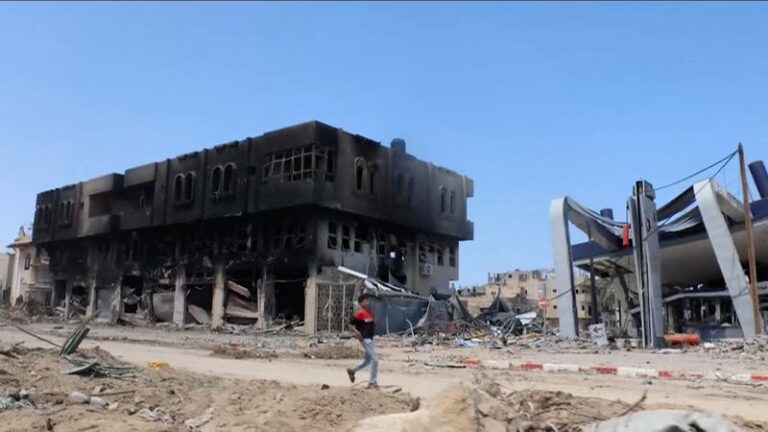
[
  {"xmin": 303, "ymin": 342, "xmax": 363, "ymax": 360},
  {"xmin": 695, "ymin": 335, "xmax": 768, "ymax": 361},
  {"xmin": 586, "ymin": 409, "xmax": 741, "ymax": 432},
  {"xmin": 353, "ymin": 371, "xmax": 747, "ymax": 432},
  {"xmin": 0, "ymin": 337, "xmax": 417, "ymax": 431},
  {"xmin": 211, "ymin": 344, "xmax": 278, "ymax": 360}
]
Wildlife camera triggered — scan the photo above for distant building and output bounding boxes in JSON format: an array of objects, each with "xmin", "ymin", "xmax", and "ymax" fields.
[
  {"xmin": 458, "ymin": 268, "xmax": 597, "ymax": 331},
  {"xmin": 0, "ymin": 251, "xmax": 11, "ymax": 304},
  {"xmin": 6, "ymin": 226, "xmax": 53, "ymax": 306}
]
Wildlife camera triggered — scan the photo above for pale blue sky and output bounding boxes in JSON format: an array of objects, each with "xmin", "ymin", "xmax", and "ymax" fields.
[{"xmin": 1, "ymin": 2, "xmax": 767, "ymax": 285}]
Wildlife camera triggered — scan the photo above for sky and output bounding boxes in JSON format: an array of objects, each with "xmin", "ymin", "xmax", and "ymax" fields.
[{"xmin": 1, "ymin": 2, "xmax": 767, "ymax": 286}]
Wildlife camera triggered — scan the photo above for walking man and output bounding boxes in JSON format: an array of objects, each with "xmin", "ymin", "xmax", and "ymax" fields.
[{"xmin": 347, "ymin": 294, "xmax": 378, "ymax": 389}]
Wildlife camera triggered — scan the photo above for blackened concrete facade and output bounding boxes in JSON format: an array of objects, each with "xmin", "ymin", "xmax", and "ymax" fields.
[{"xmin": 31, "ymin": 121, "xmax": 474, "ymax": 332}]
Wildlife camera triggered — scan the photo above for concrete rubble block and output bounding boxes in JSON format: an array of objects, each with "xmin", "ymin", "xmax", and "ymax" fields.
[
  {"xmin": 586, "ymin": 409, "xmax": 741, "ymax": 432},
  {"xmin": 68, "ymin": 391, "xmax": 90, "ymax": 404}
]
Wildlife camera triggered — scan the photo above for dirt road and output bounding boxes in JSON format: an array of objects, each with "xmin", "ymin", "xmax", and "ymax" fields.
[{"xmin": 2, "ymin": 325, "xmax": 768, "ymax": 427}]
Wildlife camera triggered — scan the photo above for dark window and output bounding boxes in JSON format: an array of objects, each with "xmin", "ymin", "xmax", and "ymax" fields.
[
  {"xmin": 24, "ymin": 254, "xmax": 31, "ymax": 270},
  {"xmin": 223, "ymin": 163, "xmax": 236, "ymax": 195},
  {"xmin": 184, "ymin": 173, "xmax": 195, "ymax": 203},
  {"xmin": 450, "ymin": 190, "xmax": 456, "ymax": 214},
  {"xmin": 418, "ymin": 243, "xmax": 428, "ymax": 263},
  {"xmin": 437, "ymin": 247, "xmax": 445, "ymax": 266},
  {"xmin": 262, "ymin": 145, "xmax": 335, "ymax": 184},
  {"xmin": 211, "ymin": 166, "xmax": 222, "ymax": 196},
  {"xmin": 449, "ymin": 246, "xmax": 456, "ymax": 267},
  {"xmin": 173, "ymin": 174, "xmax": 184, "ymax": 203},
  {"xmin": 439, "ymin": 187, "xmax": 447, "ymax": 214},
  {"xmin": 327, "ymin": 222, "xmax": 338, "ymax": 250},
  {"xmin": 325, "ymin": 150, "xmax": 335, "ymax": 180},
  {"xmin": 138, "ymin": 194, "xmax": 147, "ymax": 209},
  {"xmin": 341, "ymin": 224, "xmax": 351, "ymax": 251},
  {"xmin": 355, "ymin": 158, "xmax": 365, "ymax": 192},
  {"xmin": 354, "ymin": 225, "xmax": 367, "ymax": 253},
  {"xmin": 377, "ymin": 231, "xmax": 387, "ymax": 256},
  {"xmin": 369, "ymin": 168, "xmax": 376, "ymax": 195},
  {"xmin": 294, "ymin": 222, "xmax": 306, "ymax": 248}
]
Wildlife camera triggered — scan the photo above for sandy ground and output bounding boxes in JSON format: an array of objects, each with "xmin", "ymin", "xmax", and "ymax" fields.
[{"xmin": 1, "ymin": 322, "xmax": 768, "ymax": 431}]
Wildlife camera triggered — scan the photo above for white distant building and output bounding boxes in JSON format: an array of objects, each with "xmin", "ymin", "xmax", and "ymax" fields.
[{"xmin": 6, "ymin": 226, "xmax": 53, "ymax": 305}]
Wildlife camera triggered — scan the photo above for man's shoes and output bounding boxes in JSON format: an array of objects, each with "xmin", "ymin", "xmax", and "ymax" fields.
[
  {"xmin": 366, "ymin": 382, "xmax": 378, "ymax": 390},
  {"xmin": 347, "ymin": 368, "xmax": 356, "ymax": 383}
]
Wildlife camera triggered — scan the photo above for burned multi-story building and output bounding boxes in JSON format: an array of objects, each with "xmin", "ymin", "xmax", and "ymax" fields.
[{"xmin": 31, "ymin": 121, "xmax": 474, "ymax": 332}]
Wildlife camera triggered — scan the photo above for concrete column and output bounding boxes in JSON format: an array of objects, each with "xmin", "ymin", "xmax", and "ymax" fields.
[
  {"xmin": 65, "ymin": 280, "xmax": 73, "ymax": 320},
  {"xmin": 303, "ymin": 264, "xmax": 318, "ymax": 334},
  {"xmin": 696, "ymin": 180, "xmax": 757, "ymax": 339},
  {"xmin": 257, "ymin": 267, "xmax": 275, "ymax": 329},
  {"xmin": 549, "ymin": 198, "xmax": 578, "ymax": 338},
  {"xmin": 715, "ymin": 300, "xmax": 722, "ymax": 323},
  {"xmin": 173, "ymin": 264, "xmax": 187, "ymax": 326},
  {"xmin": 109, "ymin": 278, "xmax": 122, "ymax": 325},
  {"xmin": 211, "ymin": 261, "xmax": 226, "ymax": 329},
  {"xmin": 85, "ymin": 279, "xmax": 96, "ymax": 318}
]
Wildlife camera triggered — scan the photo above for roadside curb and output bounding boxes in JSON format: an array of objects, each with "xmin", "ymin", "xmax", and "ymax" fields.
[{"xmin": 459, "ymin": 358, "xmax": 768, "ymax": 385}]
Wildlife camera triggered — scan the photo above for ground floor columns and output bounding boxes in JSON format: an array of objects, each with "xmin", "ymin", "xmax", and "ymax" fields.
[
  {"xmin": 211, "ymin": 261, "xmax": 226, "ymax": 329},
  {"xmin": 85, "ymin": 279, "xmax": 97, "ymax": 319},
  {"xmin": 258, "ymin": 267, "xmax": 275, "ymax": 330},
  {"xmin": 303, "ymin": 264, "xmax": 318, "ymax": 334},
  {"xmin": 173, "ymin": 264, "xmax": 187, "ymax": 326}
]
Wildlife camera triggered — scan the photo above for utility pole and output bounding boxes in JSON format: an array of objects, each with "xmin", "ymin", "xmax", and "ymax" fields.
[{"xmin": 738, "ymin": 143, "xmax": 762, "ymax": 335}]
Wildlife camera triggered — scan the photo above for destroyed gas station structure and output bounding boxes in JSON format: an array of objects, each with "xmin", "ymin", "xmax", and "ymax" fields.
[
  {"xmin": 550, "ymin": 148, "xmax": 768, "ymax": 346},
  {"xmin": 29, "ymin": 121, "xmax": 474, "ymax": 332}
]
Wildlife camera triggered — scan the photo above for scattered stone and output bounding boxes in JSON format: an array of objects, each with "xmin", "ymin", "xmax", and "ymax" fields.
[{"xmin": 68, "ymin": 391, "xmax": 90, "ymax": 404}]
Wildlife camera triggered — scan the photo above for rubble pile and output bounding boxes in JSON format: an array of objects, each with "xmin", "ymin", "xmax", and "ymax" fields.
[
  {"xmin": 0, "ymin": 337, "xmax": 417, "ymax": 431},
  {"xmin": 304, "ymin": 341, "xmax": 363, "ymax": 359},
  {"xmin": 211, "ymin": 344, "xmax": 279, "ymax": 360},
  {"xmin": 699, "ymin": 335, "xmax": 768, "ymax": 361},
  {"xmin": 506, "ymin": 334, "xmax": 611, "ymax": 354},
  {"xmin": 353, "ymin": 371, "xmax": 747, "ymax": 432}
]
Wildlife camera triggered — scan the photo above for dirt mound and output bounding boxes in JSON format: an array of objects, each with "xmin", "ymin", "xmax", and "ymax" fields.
[
  {"xmin": 304, "ymin": 342, "xmax": 363, "ymax": 359},
  {"xmin": 0, "ymin": 341, "xmax": 418, "ymax": 432},
  {"xmin": 353, "ymin": 372, "xmax": 639, "ymax": 432},
  {"xmin": 211, "ymin": 344, "xmax": 278, "ymax": 360}
]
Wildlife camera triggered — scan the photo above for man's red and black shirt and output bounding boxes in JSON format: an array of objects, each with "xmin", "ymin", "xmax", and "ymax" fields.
[{"xmin": 352, "ymin": 307, "xmax": 375, "ymax": 339}]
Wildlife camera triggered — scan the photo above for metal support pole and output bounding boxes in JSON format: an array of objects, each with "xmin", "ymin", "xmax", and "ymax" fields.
[{"xmin": 738, "ymin": 143, "xmax": 762, "ymax": 335}]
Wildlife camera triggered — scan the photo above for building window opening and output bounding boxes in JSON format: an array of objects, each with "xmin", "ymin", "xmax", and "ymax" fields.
[
  {"xmin": 437, "ymin": 247, "xmax": 445, "ymax": 266},
  {"xmin": 439, "ymin": 187, "xmax": 447, "ymax": 214},
  {"xmin": 223, "ymin": 163, "xmax": 236, "ymax": 195},
  {"xmin": 341, "ymin": 224, "xmax": 351, "ymax": 251},
  {"xmin": 377, "ymin": 231, "xmax": 387, "ymax": 256},
  {"xmin": 327, "ymin": 222, "xmax": 338, "ymax": 249},
  {"xmin": 184, "ymin": 173, "xmax": 195, "ymax": 203},
  {"xmin": 211, "ymin": 166, "xmax": 222, "ymax": 196},
  {"xmin": 368, "ymin": 167, "xmax": 376, "ymax": 195},
  {"xmin": 355, "ymin": 158, "xmax": 365, "ymax": 192},
  {"xmin": 354, "ymin": 225, "xmax": 367, "ymax": 253},
  {"xmin": 24, "ymin": 254, "xmax": 31, "ymax": 270},
  {"xmin": 262, "ymin": 145, "xmax": 335, "ymax": 184},
  {"xmin": 450, "ymin": 190, "xmax": 456, "ymax": 214},
  {"xmin": 173, "ymin": 174, "xmax": 184, "ymax": 203},
  {"xmin": 418, "ymin": 243, "xmax": 428, "ymax": 263},
  {"xmin": 449, "ymin": 246, "xmax": 456, "ymax": 267}
]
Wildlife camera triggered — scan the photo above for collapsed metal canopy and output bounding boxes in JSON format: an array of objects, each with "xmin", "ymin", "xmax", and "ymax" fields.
[{"xmin": 550, "ymin": 173, "xmax": 768, "ymax": 341}]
